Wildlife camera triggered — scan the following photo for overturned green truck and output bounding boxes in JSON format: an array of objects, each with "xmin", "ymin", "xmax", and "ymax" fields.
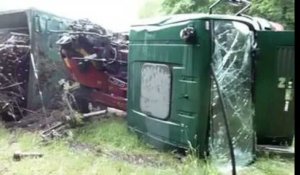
[{"xmin": 127, "ymin": 10, "xmax": 294, "ymax": 168}]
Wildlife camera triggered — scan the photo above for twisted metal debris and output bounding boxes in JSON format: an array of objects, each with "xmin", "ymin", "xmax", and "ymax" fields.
[
  {"xmin": 56, "ymin": 19, "xmax": 128, "ymax": 111},
  {"xmin": 0, "ymin": 32, "xmax": 30, "ymax": 121},
  {"xmin": 57, "ymin": 19, "xmax": 128, "ymax": 81},
  {"xmin": 0, "ymin": 19, "xmax": 127, "ymax": 138}
]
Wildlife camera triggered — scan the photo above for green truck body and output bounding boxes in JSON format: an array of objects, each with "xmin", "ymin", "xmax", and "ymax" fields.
[
  {"xmin": 127, "ymin": 14, "xmax": 294, "ymax": 164},
  {"xmin": 255, "ymin": 31, "xmax": 294, "ymax": 145}
]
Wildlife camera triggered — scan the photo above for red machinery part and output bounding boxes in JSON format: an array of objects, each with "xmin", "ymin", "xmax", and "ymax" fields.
[{"xmin": 63, "ymin": 57, "xmax": 127, "ymax": 111}]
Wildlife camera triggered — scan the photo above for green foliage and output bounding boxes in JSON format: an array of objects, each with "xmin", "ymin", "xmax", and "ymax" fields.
[
  {"xmin": 138, "ymin": 0, "xmax": 164, "ymax": 19},
  {"xmin": 162, "ymin": 0, "xmax": 209, "ymax": 14},
  {"xmin": 162, "ymin": 0, "xmax": 241, "ymax": 14},
  {"xmin": 249, "ymin": 0, "xmax": 295, "ymax": 29},
  {"xmin": 161, "ymin": 0, "xmax": 294, "ymax": 29}
]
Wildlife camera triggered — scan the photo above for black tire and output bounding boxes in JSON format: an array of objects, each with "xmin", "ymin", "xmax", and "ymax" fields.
[
  {"xmin": 74, "ymin": 95, "xmax": 90, "ymax": 114},
  {"xmin": 67, "ymin": 87, "xmax": 91, "ymax": 114}
]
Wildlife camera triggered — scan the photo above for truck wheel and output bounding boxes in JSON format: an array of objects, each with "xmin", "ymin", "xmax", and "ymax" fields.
[
  {"xmin": 74, "ymin": 96, "xmax": 90, "ymax": 114},
  {"xmin": 67, "ymin": 91, "xmax": 90, "ymax": 114}
]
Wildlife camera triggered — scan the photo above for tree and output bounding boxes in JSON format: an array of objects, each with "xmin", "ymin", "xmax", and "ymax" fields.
[
  {"xmin": 162, "ymin": 0, "xmax": 210, "ymax": 14},
  {"xmin": 138, "ymin": 0, "xmax": 164, "ymax": 19},
  {"xmin": 161, "ymin": 0, "xmax": 294, "ymax": 29},
  {"xmin": 249, "ymin": 0, "xmax": 294, "ymax": 29},
  {"xmin": 162, "ymin": 0, "xmax": 245, "ymax": 14}
]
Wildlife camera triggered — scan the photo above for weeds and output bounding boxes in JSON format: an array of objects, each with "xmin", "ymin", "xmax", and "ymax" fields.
[{"xmin": 0, "ymin": 119, "xmax": 294, "ymax": 175}]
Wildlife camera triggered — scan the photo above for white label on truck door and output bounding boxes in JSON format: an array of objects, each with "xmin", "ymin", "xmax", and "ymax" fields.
[
  {"xmin": 140, "ymin": 63, "xmax": 171, "ymax": 119},
  {"xmin": 278, "ymin": 77, "xmax": 286, "ymax": 88}
]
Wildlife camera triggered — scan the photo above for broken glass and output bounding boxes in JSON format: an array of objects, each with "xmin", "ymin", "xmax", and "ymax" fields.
[{"xmin": 209, "ymin": 20, "xmax": 255, "ymax": 169}]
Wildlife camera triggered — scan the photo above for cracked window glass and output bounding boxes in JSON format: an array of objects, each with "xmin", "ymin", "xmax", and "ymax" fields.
[{"xmin": 209, "ymin": 20, "xmax": 255, "ymax": 169}]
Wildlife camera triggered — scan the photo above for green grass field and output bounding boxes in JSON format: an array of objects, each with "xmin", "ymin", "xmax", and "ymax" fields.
[{"xmin": 0, "ymin": 117, "xmax": 294, "ymax": 175}]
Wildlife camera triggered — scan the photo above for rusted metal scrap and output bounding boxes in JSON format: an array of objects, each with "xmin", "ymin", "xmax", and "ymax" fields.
[
  {"xmin": 56, "ymin": 19, "xmax": 128, "ymax": 112},
  {"xmin": 1, "ymin": 19, "xmax": 126, "ymax": 133},
  {"xmin": 57, "ymin": 19, "xmax": 128, "ymax": 81},
  {"xmin": 67, "ymin": 19, "xmax": 107, "ymax": 35},
  {"xmin": 0, "ymin": 32, "xmax": 30, "ymax": 121}
]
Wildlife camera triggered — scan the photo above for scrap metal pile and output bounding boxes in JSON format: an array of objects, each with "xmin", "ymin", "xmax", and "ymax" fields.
[
  {"xmin": 56, "ymin": 19, "xmax": 128, "ymax": 111},
  {"xmin": 57, "ymin": 19, "xmax": 128, "ymax": 80},
  {"xmin": 0, "ymin": 18, "xmax": 128, "ymax": 133},
  {"xmin": 0, "ymin": 32, "xmax": 30, "ymax": 121}
]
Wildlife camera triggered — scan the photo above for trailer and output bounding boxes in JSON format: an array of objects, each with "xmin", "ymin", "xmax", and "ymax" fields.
[{"xmin": 0, "ymin": 8, "xmax": 73, "ymax": 120}]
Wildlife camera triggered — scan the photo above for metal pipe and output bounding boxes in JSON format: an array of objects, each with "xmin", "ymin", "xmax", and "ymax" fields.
[
  {"xmin": 83, "ymin": 110, "xmax": 107, "ymax": 117},
  {"xmin": 235, "ymin": 1, "xmax": 251, "ymax": 16},
  {"xmin": 209, "ymin": 0, "xmax": 224, "ymax": 14},
  {"xmin": 48, "ymin": 30, "xmax": 111, "ymax": 38},
  {"xmin": 30, "ymin": 53, "xmax": 47, "ymax": 116}
]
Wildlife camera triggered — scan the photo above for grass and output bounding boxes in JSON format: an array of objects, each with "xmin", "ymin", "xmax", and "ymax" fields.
[
  {"xmin": 73, "ymin": 117, "xmax": 152, "ymax": 153},
  {"xmin": 0, "ymin": 117, "xmax": 294, "ymax": 175}
]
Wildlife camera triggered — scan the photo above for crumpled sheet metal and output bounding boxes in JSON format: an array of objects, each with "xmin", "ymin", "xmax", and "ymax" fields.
[
  {"xmin": 57, "ymin": 19, "xmax": 128, "ymax": 82},
  {"xmin": 55, "ymin": 19, "xmax": 128, "ymax": 111},
  {"xmin": 209, "ymin": 20, "xmax": 255, "ymax": 168},
  {"xmin": 68, "ymin": 19, "xmax": 107, "ymax": 35},
  {"xmin": 0, "ymin": 32, "xmax": 30, "ymax": 121}
]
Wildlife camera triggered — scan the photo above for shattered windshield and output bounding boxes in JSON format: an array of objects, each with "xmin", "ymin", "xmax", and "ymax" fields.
[{"xmin": 209, "ymin": 20, "xmax": 255, "ymax": 169}]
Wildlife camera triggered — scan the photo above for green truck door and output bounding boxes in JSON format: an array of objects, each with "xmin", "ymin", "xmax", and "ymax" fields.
[{"xmin": 128, "ymin": 18, "xmax": 211, "ymax": 154}]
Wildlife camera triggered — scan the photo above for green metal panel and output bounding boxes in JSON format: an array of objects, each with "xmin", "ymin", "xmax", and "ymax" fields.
[
  {"xmin": 128, "ymin": 19, "xmax": 212, "ymax": 154},
  {"xmin": 26, "ymin": 9, "xmax": 72, "ymax": 110},
  {"xmin": 255, "ymin": 31, "xmax": 294, "ymax": 145},
  {"xmin": 0, "ymin": 9, "xmax": 72, "ymax": 110}
]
